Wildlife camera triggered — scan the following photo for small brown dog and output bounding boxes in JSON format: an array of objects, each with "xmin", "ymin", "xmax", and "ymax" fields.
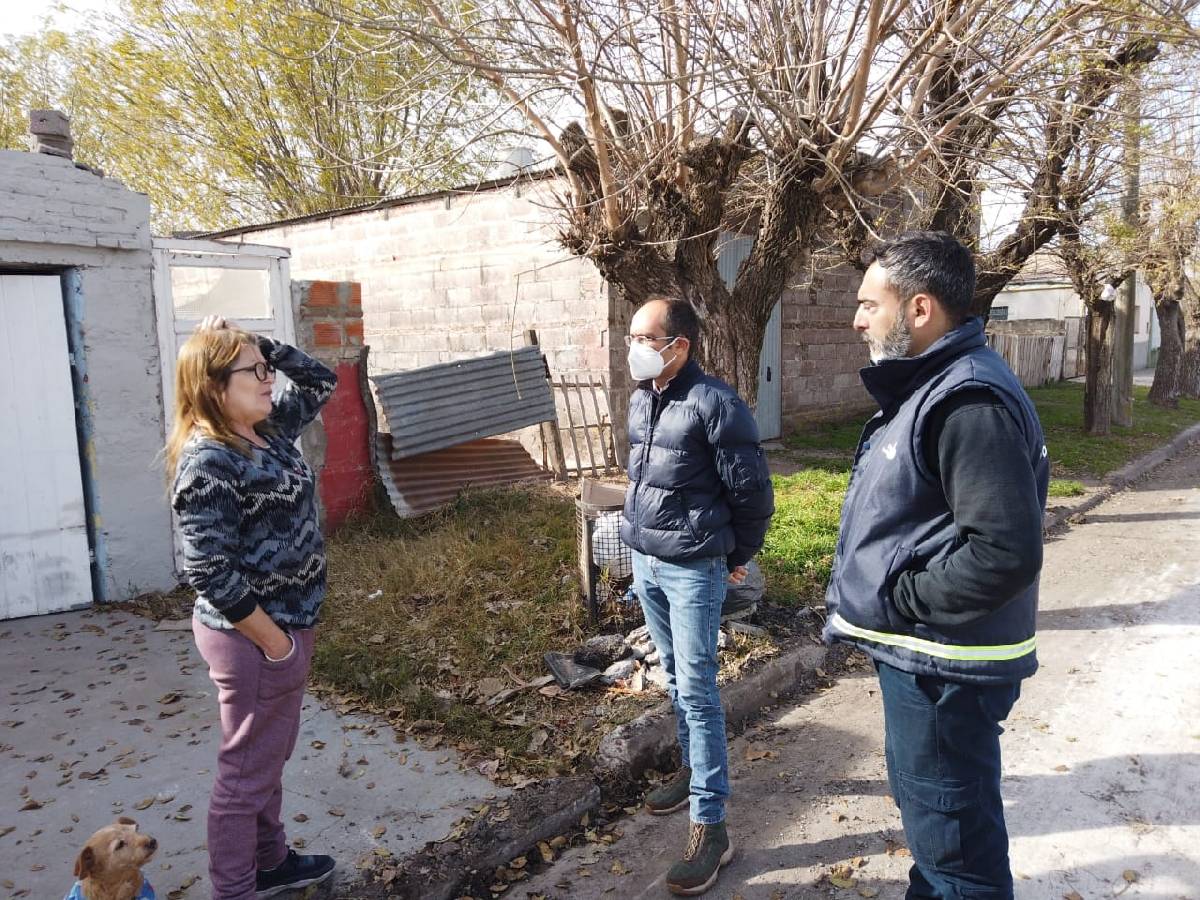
[{"xmin": 66, "ymin": 817, "xmax": 158, "ymax": 900}]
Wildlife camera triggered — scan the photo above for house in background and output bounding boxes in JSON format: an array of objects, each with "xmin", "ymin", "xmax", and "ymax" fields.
[
  {"xmin": 991, "ymin": 250, "xmax": 1161, "ymax": 370},
  {"xmin": 0, "ymin": 114, "xmax": 177, "ymax": 617},
  {"xmin": 0, "ymin": 112, "xmax": 374, "ymax": 619},
  {"xmin": 204, "ymin": 170, "xmax": 875, "ymax": 453}
]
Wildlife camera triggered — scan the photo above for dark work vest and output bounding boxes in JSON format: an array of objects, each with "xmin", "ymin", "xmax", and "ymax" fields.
[{"xmin": 823, "ymin": 318, "xmax": 1049, "ymax": 684}]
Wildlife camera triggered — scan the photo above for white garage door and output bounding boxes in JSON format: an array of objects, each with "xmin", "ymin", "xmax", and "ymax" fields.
[{"xmin": 0, "ymin": 275, "xmax": 92, "ymax": 619}]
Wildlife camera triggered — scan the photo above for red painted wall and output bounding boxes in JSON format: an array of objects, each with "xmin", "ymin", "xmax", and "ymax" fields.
[{"xmin": 318, "ymin": 359, "xmax": 374, "ymax": 530}]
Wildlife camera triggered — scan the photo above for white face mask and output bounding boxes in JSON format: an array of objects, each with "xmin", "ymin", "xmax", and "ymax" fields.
[{"xmin": 627, "ymin": 338, "xmax": 679, "ymax": 381}]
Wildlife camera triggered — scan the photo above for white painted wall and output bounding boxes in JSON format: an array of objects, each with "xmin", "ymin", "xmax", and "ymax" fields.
[
  {"xmin": 992, "ymin": 274, "xmax": 1159, "ymax": 369},
  {"xmin": 0, "ymin": 149, "xmax": 176, "ymax": 602}
]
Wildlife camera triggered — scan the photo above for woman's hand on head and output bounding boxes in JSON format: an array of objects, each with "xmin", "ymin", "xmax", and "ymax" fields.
[{"xmin": 198, "ymin": 315, "xmax": 230, "ymax": 332}]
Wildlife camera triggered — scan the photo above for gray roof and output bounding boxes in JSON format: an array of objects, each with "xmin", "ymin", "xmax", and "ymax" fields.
[{"xmin": 197, "ymin": 169, "xmax": 560, "ymax": 240}]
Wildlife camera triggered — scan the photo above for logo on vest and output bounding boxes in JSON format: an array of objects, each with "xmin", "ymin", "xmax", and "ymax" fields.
[{"xmin": 881, "ymin": 442, "xmax": 898, "ymax": 460}]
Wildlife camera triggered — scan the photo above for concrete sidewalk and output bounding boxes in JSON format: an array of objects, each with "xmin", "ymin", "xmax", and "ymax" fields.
[
  {"xmin": 0, "ymin": 610, "xmax": 507, "ymax": 899},
  {"xmin": 514, "ymin": 444, "xmax": 1200, "ymax": 898}
]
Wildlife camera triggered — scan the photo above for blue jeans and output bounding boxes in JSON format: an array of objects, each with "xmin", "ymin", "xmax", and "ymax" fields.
[
  {"xmin": 877, "ymin": 661, "xmax": 1022, "ymax": 900},
  {"xmin": 631, "ymin": 550, "xmax": 730, "ymax": 825}
]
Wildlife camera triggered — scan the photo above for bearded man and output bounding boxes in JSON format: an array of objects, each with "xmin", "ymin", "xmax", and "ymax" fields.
[{"xmin": 825, "ymin": 231, "xmax": 1049, "ymax": 899}]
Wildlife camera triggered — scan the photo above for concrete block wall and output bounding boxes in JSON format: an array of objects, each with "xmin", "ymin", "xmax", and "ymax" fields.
[
  {"xmin": 0, "ymin": 149, "xmax": 175, "ymax": 600},
  {"xmin": 229, "ymin": 178, "xmax": 611, "ymax": 381},
  {"xmin": 779, "ymin": 262, "xmax": 874, "ymax": 427},
  {"xmin": 222, "ymin": 177, "xmax": 613, "ymax": 470}
]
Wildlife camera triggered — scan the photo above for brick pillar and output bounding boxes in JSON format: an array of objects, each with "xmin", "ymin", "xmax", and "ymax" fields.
[{"xmin": 293, "ymin": 280, "xmax": 374, "ymax": 531}]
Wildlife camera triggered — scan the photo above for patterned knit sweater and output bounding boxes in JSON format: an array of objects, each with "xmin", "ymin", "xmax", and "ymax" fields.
[{"xmin": 172, "ymin": 339, "xmax": 337, "ymax": 630}]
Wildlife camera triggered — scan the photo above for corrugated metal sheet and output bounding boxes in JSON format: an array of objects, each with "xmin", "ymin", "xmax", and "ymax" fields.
[
  {"xmin": 717, "ymin": 233, "xmax": 754, "ymax": 287},
  {"xmin": 372, "ymin": 347, "xmax": 557, "ymax": 459},
  {"xmin": 375, "ymin": 434, "xmax": 551, "ymax": 517}
]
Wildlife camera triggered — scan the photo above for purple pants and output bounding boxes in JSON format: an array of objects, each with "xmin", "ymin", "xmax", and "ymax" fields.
[{"xmin": 193, "ymin": 620, "xmax": 315, "ymax": 900}]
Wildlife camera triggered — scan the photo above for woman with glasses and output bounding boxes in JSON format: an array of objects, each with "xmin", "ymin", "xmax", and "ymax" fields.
[{"xmin": 165, "ymin": 316, "xmax": 338, "ymax": 899}]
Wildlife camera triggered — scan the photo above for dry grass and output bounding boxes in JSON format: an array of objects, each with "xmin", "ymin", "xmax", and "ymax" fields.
[{"xmin": 312, "ymin": 484, "xmax": 779, "ymax": 781}]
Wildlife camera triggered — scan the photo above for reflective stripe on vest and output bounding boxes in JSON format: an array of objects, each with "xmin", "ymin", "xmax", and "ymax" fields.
[{"xmin": 829, "ymin": 613, "xmax": 1036, "ymax": 662}]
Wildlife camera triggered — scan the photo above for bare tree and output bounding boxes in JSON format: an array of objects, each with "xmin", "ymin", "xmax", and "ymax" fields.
[
  {"xmin": 1142, "ymin": 145, "xmax": 1200, "ymax": 405},
  {"xmin": 982, "ymin": 39, "xmax": 1183, "ymax": 313},
  {"xmin": 1057, "ymin": 191, "xmax": 1134, "ymax": 435},
  {"xmin": 1182, "ymin": 277, "xmax": 1200, "ymax": 397},
  {"xmin": 892, "ymin": 18, "xmax": 1194, "ymax": 316},
  {"xmin": 1049, "ymin": 43, "xmax": 1200, "ymax": 430},
  {"xmin": 1147, "ymin": 268, "xmax": 1188, "ymax": 406},
  {"xmin": 330, "ymin": 0, "xmax": 1134, "ymax": 401}
]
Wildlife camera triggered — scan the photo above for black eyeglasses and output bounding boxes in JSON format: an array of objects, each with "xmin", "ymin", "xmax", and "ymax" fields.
[
  {"xmin": 225, "ymin": 362, "xmax": 276, "ymax": 382},
  {"xmin": 624, "ymin": 334, "xmax": 678, "ymax": 347}
]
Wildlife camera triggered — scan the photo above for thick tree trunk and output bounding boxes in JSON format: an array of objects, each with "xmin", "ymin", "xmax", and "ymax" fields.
[
  {"xmin": 1084, "ymin": 304, "xmax": 1116, "ymax": 435},
  {"xmin": 1148, "ymin": 301, "xmax": 1184, "ymax": 408},
  {"xmin": 1181, "ymin": 289, "xmax": 1200, "ymax": 399},
  {"xmin": 704, "ymin": 299, "xmax": 770, "ymax": 406},
  {"xmin": 591, "ymin": 244, "xmax": 775, "ymax": 408}
]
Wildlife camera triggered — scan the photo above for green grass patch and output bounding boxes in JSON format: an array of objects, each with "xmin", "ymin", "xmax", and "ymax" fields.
[
  {"xmin": 1047, "ymin": 479, "xmax": 1086, "ymax": 498},
  {"xmin": 759, "ymin": 469, "xmax": 849, "ymax": 606},
  {"xmin": 782, "ymin": 419, "xmax": 862, "ymax": 457},
  {"xmin": 1027, "ymin": 382, "xmax": 1200, "ymax": 478}
]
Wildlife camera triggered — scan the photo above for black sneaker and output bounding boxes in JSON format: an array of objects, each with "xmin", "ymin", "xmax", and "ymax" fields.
[{"xmin": 256, "ymin": 849, "xmax": 336, "ymax": 897}]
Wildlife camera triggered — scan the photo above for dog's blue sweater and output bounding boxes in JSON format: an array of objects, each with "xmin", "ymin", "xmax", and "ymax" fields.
[{"xmin": 66, "ymin": 879, "xmax": 155, "ymax": 899}]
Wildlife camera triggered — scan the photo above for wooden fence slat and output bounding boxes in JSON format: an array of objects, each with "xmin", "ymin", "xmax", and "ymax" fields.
[
  {"xmin": 549, "ymin": 371, "xmax": 625, "ymax": 478},
  {"xmin": 571, "ymin": 379, "xmax": 600, "ymax": 477},
  {"xmin": 990, "ymin": 329, "xmax": 1075, "ymax": 388},
  {"xmin": 558, "ymin": 377, "xmax": 585, "ymax": 476},
  {"xmin": 585, "ymin": 375, "xmax": 614, "ymax": 474}
]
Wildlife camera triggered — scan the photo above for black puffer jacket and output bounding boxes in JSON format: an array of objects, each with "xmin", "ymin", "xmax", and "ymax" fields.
[{"xmin": 620, "ymin": 360, "xmax": 774, "ymax": 568}]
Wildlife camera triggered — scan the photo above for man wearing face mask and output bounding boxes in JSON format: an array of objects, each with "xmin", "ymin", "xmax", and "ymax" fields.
[
  {"xmin": 619, "ymin": 296, "xmax": 774, "ymax": 897},
  {"xmin": 827, "ymin": 232, "xmax": 1048, "ymax": 899}
]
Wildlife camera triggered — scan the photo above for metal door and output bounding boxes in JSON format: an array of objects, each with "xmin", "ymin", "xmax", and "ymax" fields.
[
  {"xmin": 0, "ymin": 275, "xmax": 92, "ymax": 618},
  {"xmin": 754, "ymin": 300, "xmax": 783, "ymax": 439},
  {"xmin": 716, "ymin": 233, "xmax": 783, "ymax": 440}
]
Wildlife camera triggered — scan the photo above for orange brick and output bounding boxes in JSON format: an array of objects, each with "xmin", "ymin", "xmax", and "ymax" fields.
[
  {"xmin": 345, "ymin": 321, "xmax": 364, "ymax": 345},
  {"xmin": 347, "ymin": 282, "xmax": 362, "ymax": 307},
  {"xmin": 312, "ymin": 321, "xmax": 342, "ymax": 348},
  {"xmin": 307, "ymin": 281, "xmax": 338, "ymax": 309}
]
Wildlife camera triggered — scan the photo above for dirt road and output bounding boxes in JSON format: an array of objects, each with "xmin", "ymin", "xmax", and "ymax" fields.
[{"xmin": 517, "ymin": 446, "xmax": 1200, "ymax": 900}]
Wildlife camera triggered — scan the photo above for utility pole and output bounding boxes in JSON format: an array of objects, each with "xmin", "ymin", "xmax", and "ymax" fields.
[{"xmin": 1113, "ymin": 79, "xmax": 1140, "ymax": 427}]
